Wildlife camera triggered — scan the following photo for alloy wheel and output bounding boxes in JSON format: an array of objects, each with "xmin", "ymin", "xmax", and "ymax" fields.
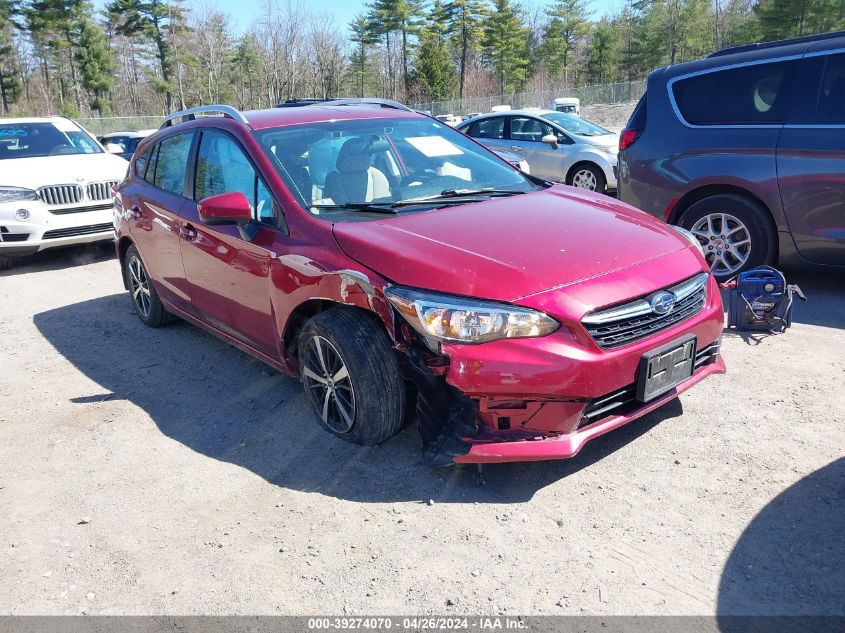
[
  {"xmin": 572, "ymin": 169, "xmax": 598, "ymax": 191},
  {"xmin": 689, "ymin": 213, "xmax": 752, "ymax": 276},
  {"xmin": 128, "ymin": 254, "xmax": 152, "ymax": 318},
  {"xmin": 302, "ymin": 335, "xmax": 356, "ymax": 434}
]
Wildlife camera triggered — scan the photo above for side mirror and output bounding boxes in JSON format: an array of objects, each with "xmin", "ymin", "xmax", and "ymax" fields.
[
  {"xmin": 198, "ymin": 192, "xmax": 252, "ymax": 226},
  {"xmin": 106, "ymin": 143, "xmax": 124, "ymax": 154},
  {"xmin": 541, "ymin": 134, "xmax": 559, "ymax": 149}
]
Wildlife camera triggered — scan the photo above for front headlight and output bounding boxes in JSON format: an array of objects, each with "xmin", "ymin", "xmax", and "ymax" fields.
[
  {"xmin": 596, "ymin": 145, "xmax": 618, "ymax": 155},
  {"xmin": 671, "ymin": 225, "xmax": 706, "ymax": 258},
  {"xmin": 0, "ymin": 186, "xmax": 38, "ymax": 204},
  {"xmin": 385, "ymin": 286, "xmax": 559, "ymax": 346}
]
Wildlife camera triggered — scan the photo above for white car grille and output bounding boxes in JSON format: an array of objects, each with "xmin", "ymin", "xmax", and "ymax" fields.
[
  {"xmin": 86, "ymin": 181, "xmax": 118, "ymax": 201},
  {"xmin": 37, "ymin": 181, "xmax": 118, "ymax": 213},
  {"xmin": 38, "ymin": 184, "xmax": 83, "ymax": 206}
]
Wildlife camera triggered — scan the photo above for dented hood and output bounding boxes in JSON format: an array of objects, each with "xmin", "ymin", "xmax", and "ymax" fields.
[{"xmin": 332, "ymin": 185, "xmax": 689, "ymax": 303}]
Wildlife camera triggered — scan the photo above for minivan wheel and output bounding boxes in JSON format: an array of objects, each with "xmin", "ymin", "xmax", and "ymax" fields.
[
  {"xmin": 679, "ymin": 194, "xmax": 776, "ymax": 280},
  {"xmin": 568, "ymin": 163, "xmax": 606, "ymax": 193},
  {"xmin": 298, "ymin": 308, "xmax": 405, "ymax": 446},
  {"xmin": 124, "ymin": 245, "xmax": 171, "ymax": 327}
]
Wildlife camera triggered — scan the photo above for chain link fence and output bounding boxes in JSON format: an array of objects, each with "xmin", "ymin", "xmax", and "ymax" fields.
[
  {"xmin": 412, "ymin": 80, "xmax": 646, "ymax": 117},
  {"xmin": 73, "ymin": 80, "xmax": 646, "ymax": 133},
  {"xmin": 76, "ymin": 116, "xmax": 164, "ymax": 135}
]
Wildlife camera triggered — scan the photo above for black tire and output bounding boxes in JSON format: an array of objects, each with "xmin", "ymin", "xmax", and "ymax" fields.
[
  {"xmin": 567, "ymin": 162, "xmax": 606, "ymax": 194},
  {"xmin": 123, "ymin": 245, "xmax": 170, "ymax": 328},
  {"xmin": 0, "ymin": 256, "xmax": 17, "ymax": 271},
  {"xmin": 678, "ymin": 194, "xmax": 776, "ymax": 281},
  {"xmin": 298, "ymin": 308, "xmax": 405, "ymax": 446}
]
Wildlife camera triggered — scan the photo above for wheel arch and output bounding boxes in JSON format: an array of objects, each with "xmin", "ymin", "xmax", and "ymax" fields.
[
  {"xmin": 116, "ymin": 235, "xmax": 136, "ymax": 290},
  {"xmin": 280, "ymin": 295, "xmax": 394, "ymax": 368},
  {"xmin": 668, "ymin": 184, "xmax": 776, "ymax": 232},
  {"xmin": 566, "ymin": 160, "xmax": 604, "ymax": 184}
]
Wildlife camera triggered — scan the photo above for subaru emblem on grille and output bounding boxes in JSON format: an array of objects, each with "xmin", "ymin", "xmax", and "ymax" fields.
[{"xmin": 650, "ymin": 291, "xmax": 676, "ymax": 315}]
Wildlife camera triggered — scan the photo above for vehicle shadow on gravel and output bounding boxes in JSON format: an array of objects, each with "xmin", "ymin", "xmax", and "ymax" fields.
[
  {"xmin": 0, "ymin": 242, "xmax": 115, "ymax": 276},
  {"xmin": 34, "ymin": 292, "xmax": 684, "ymax": 503},
  {"xmin": 717, "ymin": 457, "xmax": 845, "ymax": 623}
]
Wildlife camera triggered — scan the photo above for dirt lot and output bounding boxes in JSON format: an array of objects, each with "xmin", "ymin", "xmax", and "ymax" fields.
[{"xmin": 0, "ymin": 244, "xmax": 843, "ymax": 616}]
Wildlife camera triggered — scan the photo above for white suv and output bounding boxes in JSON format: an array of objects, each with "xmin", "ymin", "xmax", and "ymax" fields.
[{"xmin": 0, "ymin": 117, "xmax": 128, "ymax": 269}]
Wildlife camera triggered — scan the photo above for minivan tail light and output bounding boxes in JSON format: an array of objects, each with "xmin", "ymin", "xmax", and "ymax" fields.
[{"xmin": 619, "ymin": 128, "xmax": 641, "ymax": 151}]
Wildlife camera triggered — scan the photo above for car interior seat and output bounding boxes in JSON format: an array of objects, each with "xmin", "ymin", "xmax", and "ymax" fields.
[{"xmin": 323, "ymin": 138, "xmax": 391, "ymax": 204}]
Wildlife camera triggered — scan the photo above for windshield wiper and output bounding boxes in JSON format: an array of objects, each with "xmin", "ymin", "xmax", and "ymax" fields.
[
  {"xmin": 311, "ymin": 203, "xmax": 399, "ymax": 215},
  {"xmin": 403, "ymin": 188, "xmax": 525, "ymax": 203}
]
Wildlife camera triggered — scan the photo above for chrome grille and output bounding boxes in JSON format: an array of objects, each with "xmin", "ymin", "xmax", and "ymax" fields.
[
  {"xmin": 583, "ymin": 272, "xmax": 709, "ymax": 349},
  {"xmin": 86, "ymin": 181, "xmax": 118, "ymax": 201},
  {"xmin": 38, "ymin": 184, "xmax": 83, "ymax": 206}
]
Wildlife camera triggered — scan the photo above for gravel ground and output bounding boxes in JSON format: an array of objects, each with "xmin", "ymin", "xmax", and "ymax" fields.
[{"xmin": 0, "ymin": 244, "xmax": 843, "ymax": 616}]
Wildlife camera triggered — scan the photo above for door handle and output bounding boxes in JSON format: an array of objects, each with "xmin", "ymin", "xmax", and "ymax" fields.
[
  {"xmin": 180, "ymin": 224, "xmax": 198, "ymax": 241},
  {"xmin": 510, "ymin": 145, "xmax": 523, "ymax": 151}
]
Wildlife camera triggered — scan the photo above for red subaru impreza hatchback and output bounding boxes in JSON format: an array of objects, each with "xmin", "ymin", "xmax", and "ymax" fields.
[{"xmin": 114, "ymin": 100, "xmax": 725, "ymax": 466}]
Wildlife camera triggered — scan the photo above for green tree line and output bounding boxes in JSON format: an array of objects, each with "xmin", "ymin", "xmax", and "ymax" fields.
[{"xmin": 0, "ymin": 0, "xmax": 842, "ymax": 117}]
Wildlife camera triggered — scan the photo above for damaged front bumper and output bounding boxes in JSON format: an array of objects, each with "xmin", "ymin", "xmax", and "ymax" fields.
[
  {"xmin": 401, "ymin": 273, "xmax": 726, "ymax": 466},
  {"xmin": 454, "ymin": 354, "xmax": 725, "ymax": 463}
]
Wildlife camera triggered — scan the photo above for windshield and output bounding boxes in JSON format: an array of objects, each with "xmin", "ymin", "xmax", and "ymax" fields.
[
  {"xmin": 542, "ymin": 112, "xmax": 611, "ymax": 137},
  {"xmin": 0, "ymin": 121, "xmax": 103, "ymax": 159},
  {"xmin": 254, "ymin": 116, "xmax": 543, "ymax": 220}
]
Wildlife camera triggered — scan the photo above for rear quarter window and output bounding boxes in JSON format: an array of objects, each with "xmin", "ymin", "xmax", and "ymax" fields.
[{"xmin": 672, "ymin": 60, "xmax": 799, "ymax": 125}]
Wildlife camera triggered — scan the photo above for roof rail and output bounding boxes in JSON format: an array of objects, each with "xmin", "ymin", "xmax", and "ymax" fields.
[
  {"xmin": 276, "ymin": 98, "xmax": 335, "ymax": 108},
  {"xmin": 160, "ymin": 105, "xmax": 250, "ymax": 129},
  {"xmin": 708, "ymin": 30, "xmax": 845, "ymax": 58},
  {"xmin": 321, "ymin": 98, "xmax": 413, "ymax": 112}
]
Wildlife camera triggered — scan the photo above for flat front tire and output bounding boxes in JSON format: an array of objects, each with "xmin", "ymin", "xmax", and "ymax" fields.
[
  {"xmin": 298, "ymin": 308, "xmax": 405, "ymax": 446},
  {"xmin": 124, "ymin": 245, "xmax": 170, "ymax": 327}
]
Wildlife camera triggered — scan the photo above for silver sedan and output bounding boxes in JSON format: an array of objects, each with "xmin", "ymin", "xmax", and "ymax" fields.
[{"xmin": 456, "ymin": 109, "xmax": 618, "ymax": 194}]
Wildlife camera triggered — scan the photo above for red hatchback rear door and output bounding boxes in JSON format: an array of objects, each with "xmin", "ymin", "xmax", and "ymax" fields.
[{"xmin": 123, "ymin": 131, "xmax": 196, "ymax": 315}]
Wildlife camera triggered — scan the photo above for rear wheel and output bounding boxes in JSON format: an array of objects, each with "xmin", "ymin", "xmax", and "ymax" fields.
[
  {"xmin": 124, "ymin": 245, "xmax": 171, "ymax": 327},
  {"xmin": 298, "ymin": 308, "xmax": 405, "ymax": 446},
  {"xmin": 679, "ymin": 194, "xmax": 776, "ymax": 280},
  {"xmin": 567, "ymin": 163, "xmax": 606, "ymax": 194}
]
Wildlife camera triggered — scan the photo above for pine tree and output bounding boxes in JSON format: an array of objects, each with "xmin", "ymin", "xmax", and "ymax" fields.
[
  {"xmin": 107, "ymin": 0, "xmax": 185, "ymax": 111},
  {"xmin": 414, "ymin": 0, "xmax": 456, "ymax": 100},
  {"xmin": 75, "ymin": 15, "xmax": 114, "ymax": 115},
  {"xmin": 481, "ymin": 0, "xmax": 529, "ymax": 94},
  {"xmin": 541, "ymin": 0, "xmax": 590, "ymax": 84},
  {"xmin": 0, "ymin": 0, "xmax": 22, "ymax": 113},
  {"xmin": 349, "ymin": 13, "xmax": 375, "ymax": 97},
  {"xmin": 443, "ymin": 0, "xmax": 486, "ymax": 98}
]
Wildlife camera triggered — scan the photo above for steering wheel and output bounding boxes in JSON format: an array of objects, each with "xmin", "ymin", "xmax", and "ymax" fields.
[{"xmin": 399, "ymin": 170, "xmax": 438, "ymax": 187}]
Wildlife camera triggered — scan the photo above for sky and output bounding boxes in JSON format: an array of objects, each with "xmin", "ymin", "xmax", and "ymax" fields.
[{"xmin": 176, "ymin": 0, "xmax": 628, "ymax": 35}]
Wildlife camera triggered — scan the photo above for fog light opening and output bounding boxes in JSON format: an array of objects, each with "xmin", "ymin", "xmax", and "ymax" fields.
[{"xmin": 15, "ymin": 209, "xmax": 30, "ymax": 221}]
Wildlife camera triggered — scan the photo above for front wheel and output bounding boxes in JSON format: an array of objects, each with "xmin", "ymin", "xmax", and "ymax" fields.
[
  {"xmin": 567, "ymin": 163, "xmax": 606, "ymax": 194},
  {"xmin": 678, "ymin": 194, "xmax": 776, "ymax": 281},
  {"xmin": 124, "ymin": 245, "xmax": 171, "ymax": 327},
  {"xmin": 298, "ymin": 308, "xmax": 405, "ymax": 446}
]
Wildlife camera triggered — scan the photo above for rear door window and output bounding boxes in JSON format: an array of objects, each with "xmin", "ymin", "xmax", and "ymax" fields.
[
  {"xmin": 466, "ymin": 117, "xmax": 505, "ymax": 139},
  {"xmin": 509, "ymin": 116, "xmax": 555, "ymax": 142},
  {"xmin": 152, "ymin": 132, "xmax": 193, "ymax": 195},
  {"xmin": 816, "ymin": 53, "xmax": 845, "ymax": 124},
  {"xmin": 672, "ymin": 60, "xmax": 799, "ymax": 125}
]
